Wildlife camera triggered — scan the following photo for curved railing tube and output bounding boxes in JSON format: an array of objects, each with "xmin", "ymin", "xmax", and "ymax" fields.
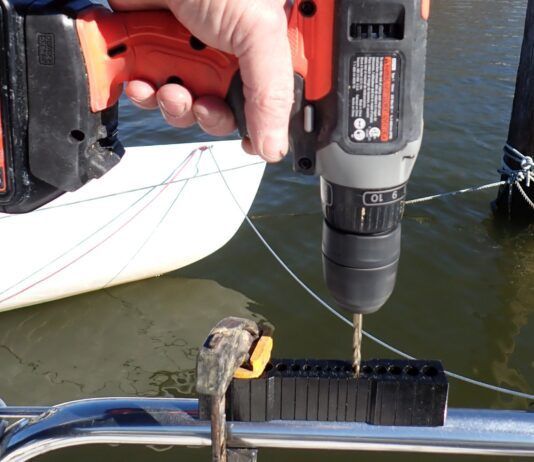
[{"xmin": 1, "ymin": 398, "xmax": 534, "ymax": 461}]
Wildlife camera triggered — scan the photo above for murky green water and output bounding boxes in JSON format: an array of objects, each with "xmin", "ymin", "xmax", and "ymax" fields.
[{"xmin": 0, "ymin": 0, "xmax": 533, "ymax": 460}]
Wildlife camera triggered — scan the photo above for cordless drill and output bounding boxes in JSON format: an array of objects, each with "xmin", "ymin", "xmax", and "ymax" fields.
[{"xmin": 0, "ymin": 0, "xmax": 428, "ymax": 366}]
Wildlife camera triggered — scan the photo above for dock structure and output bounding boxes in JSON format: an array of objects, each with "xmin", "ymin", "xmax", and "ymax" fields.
[{"xmin": 494, "ymin": 0, "xmax": 534, "ymax": 219}]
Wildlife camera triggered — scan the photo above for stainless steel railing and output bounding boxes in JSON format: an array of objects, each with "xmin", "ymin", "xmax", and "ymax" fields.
[{"xmin": 0, "ymin": 398, "xmax": 533, "ymax": 461}]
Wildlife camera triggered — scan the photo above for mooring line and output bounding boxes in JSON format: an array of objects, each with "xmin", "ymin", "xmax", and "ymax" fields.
[
  {"xmin": 405, "ymin": 181, "xmax": 506, "ymax": 205},
  {"xmin": 407, "ymin": 144, "xmax": 534, "ymax": 208},
  {"xmin": 209, "ymin": 147, "xmax": 534, "ymax": 402}
]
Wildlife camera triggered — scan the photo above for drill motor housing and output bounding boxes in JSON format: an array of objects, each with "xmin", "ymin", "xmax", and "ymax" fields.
[
  {"xmin": 0, "ymin": 0, "xmax": 428, "ymax": 315},
  {"xmin": 292, "ymin": 0, "xmax": 428, "ymax": 314}
]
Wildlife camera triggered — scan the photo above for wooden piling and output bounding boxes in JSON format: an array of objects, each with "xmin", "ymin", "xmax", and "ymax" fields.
[{"xmin": 493, "ymin": 0, "xmax": 534, "ymax": 221}]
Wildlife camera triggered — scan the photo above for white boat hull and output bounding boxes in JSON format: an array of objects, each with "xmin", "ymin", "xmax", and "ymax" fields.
[{"xmin": 0, "ymin": 140, "xmax": 265, "ymax": 312}]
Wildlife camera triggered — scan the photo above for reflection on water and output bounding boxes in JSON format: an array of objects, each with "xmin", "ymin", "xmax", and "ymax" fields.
[
  {"xmin": 484, "ymin": 222, "xmax": 534, "ymax": 408},
  {"xmin": 0, "ymin": 276, "xmax": 265, "ymax": 405}
]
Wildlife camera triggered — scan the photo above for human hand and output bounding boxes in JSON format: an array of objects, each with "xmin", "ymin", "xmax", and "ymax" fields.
[{"xmin": 109, "ymin": 0, "xmax": 294, "ymax": 162}]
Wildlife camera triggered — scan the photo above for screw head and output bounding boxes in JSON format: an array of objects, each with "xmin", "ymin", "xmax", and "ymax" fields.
[
  {"xmin": 299, "ymin": 1, "xmax": 317, "ymax": 17},
  {"xmin": 298, "ymin": 157, "xmax": 313, "ymax": 171}
]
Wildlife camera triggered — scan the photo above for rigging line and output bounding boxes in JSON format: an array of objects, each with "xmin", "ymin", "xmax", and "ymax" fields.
[
  {"xmin": 0, "ymin": 161, "xmax": 265, "ymax": 221},
  {"xmin": 405, "ymin": 181, "xmax": 506, "ymax": 205},
  {"xmin": 0, "ymin": 151, "xmax": 198, "ymax": 306},
  {"xmin": 0, "ymin": 150, "xmax": 196, "ymax": 299},
  {"xmin": 102, "ymin": 154, "xmax": 202, "ymax": 288},
  {"xmin": 0, "ymin": 150, "xmax": 198, "ymax": 304},
  {"xmin": 208, "ymin": 148, "xmax": 534, "ymax": 402}
]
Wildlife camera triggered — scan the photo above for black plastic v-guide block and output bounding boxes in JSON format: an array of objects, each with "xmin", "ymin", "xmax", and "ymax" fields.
[{"xmin": 219, "ymin": 359, "xmax": 449, "ymax": 427}]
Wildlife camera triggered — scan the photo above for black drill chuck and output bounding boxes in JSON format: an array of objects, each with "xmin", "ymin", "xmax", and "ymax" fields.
[
  {"xmin": 322, "ymin": 223, "xmax": 401, "ymax": 314},
  {"xmin": 321, "ymin": 180, "xmax": 404, "ymax": 314}
]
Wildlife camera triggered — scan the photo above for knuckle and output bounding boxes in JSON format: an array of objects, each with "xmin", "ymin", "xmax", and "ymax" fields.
[
  {"xmin": 238, "ymin": 0, "xmax": 287, "ymax": 39},
  {"xmin": 258, "ymin": 4, "xmax": 286, "ymax": 30},
  {"xmin": 246, "ymin": 81, "xmax": 294, "ymax": 118}
]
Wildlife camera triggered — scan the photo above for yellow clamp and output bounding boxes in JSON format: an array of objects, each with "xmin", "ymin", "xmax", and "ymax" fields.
[{"xmin": 234, "ymin": 336, "xmax": 273, "ymax": 379}]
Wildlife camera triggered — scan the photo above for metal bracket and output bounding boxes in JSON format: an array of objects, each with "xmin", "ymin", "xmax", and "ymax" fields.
[{"xmin": 227, "ymin": 449, "xmax": 258, "ymax": 462}]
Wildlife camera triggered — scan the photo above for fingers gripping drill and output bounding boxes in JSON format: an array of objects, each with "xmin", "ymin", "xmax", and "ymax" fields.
[{"xmin": 0, "ymin": 0, "xmax": 429, "ymax": 370}]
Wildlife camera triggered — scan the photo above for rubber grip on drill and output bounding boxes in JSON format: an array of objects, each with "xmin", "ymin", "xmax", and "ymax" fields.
[
  {"xmin": 76, "ymin": 9, "xmax": 239, "ymax": 113},
  {"xmin": 75, "ymin": 1, "xmax": 334, "ymax": 114}
]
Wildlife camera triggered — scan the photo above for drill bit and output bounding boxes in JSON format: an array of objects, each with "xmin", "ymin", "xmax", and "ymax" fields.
[{"xmin": 352, "ymin": 314, "xmax": 363, "ymax": 377}]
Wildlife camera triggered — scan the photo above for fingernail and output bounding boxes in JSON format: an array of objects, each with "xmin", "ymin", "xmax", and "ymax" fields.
[
  {"xmin": 193, "ymin": 106, "xmax": 218, "ymax": 129},
  {"xmin": 242, "ymin": 137, "xmax": 255, "ymax": 155},
  {"xmin": 260, "ymin": 133, "xmax": 288, "ymax": 162},
  {"xmin": 159, "ymin": 100, "xmax": 186, "ymax": 119},
  {"xmin": 129, "ymin": 96, "xmax": 156, "ymax": 106}
]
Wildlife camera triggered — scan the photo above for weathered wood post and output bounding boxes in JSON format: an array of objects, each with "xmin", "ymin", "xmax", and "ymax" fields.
[{"xmin": 493, "ymin": 0, "xmax": 534, "ymax": 222}]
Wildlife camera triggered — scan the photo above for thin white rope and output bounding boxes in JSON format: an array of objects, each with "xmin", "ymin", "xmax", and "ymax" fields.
[
  {"xmin": 405, "ymin": 181, "xmax": 506, "ymax": 205},
  {"xmin": 208, "ymin": 147, "xmax": 534, "ymax": 402},
  {"xmin": 515, "ymin": 180, "xmax": 534, "ymax": 211}
]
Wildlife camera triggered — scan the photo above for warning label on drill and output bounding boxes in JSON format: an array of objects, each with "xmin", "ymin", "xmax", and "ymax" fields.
[{"xmin": 349, "ymin": 54, "xmax": 400, "ymax": 143}]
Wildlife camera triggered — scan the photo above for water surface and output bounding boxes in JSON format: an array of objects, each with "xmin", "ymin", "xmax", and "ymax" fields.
[{"xmin": 0, "ymin": 1, "xmax": 532, "ymax": 460}]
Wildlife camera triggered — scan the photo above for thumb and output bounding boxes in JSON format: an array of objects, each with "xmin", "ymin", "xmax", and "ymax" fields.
[{"xmin": 234, "ymin": 6, "xmax": 294, "ymax": 162}]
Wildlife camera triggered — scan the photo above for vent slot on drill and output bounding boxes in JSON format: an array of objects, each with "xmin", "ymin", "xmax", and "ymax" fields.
[
  {"xmin": 107, "ymin": 44, "xmax": 127, "ymax": 57},
  {"xmin": 350, "ymin": 4, "xmax": 405, "ymax": 40}
]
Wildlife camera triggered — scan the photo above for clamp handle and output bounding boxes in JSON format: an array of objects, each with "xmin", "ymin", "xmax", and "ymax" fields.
[
  {"xmin": 196, "ymin": 317, "xmax": 260, "ymax": 397},
  {"xmin": 196, "ymin": 317, "xmax": 272, "ymax": 462}
]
